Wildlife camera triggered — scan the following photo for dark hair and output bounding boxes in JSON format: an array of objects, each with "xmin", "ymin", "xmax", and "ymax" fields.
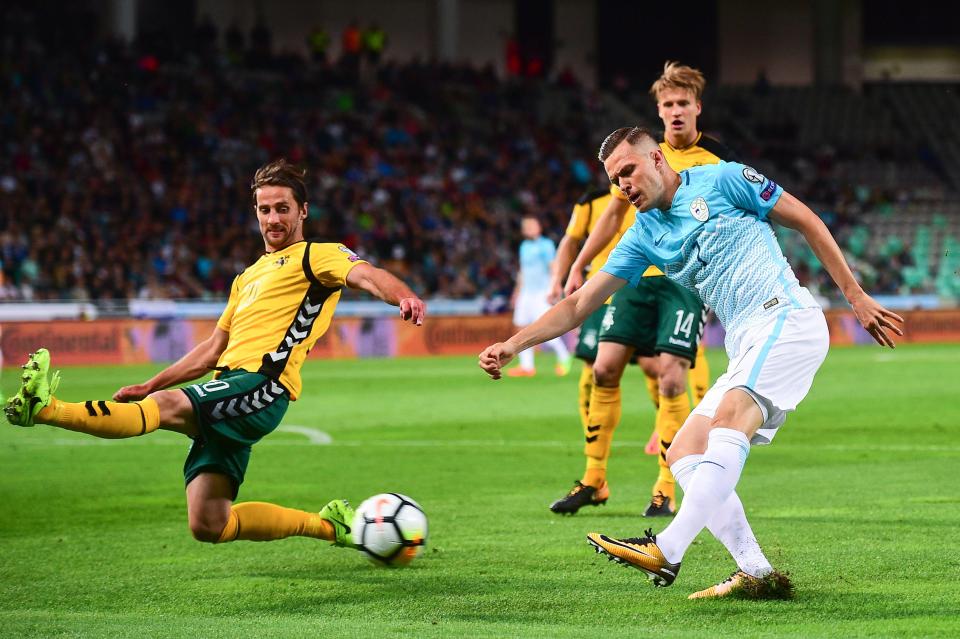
[
  {"xmin": 598, "ymin": 126, "xmax": 658, "ymax": 162},
  {"xmin": 251, "ymin": 159, "xmax": 308, "ymax": 208}
]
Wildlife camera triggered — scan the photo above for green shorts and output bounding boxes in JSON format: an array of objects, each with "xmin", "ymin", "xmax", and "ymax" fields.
[
  {"xmin": 598, "ymin": 276, "xmax": 705, "ymax": 366},
  {"xmin": 180, "ymin": 369, "xmax": 289, "ymax": 498},
  {"xmin": 575, "ymin": 304, "xmax": 608, "ymax": 361}
]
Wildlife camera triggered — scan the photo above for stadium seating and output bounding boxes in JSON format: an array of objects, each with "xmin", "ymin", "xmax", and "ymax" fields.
[{"xmin": 1, "ymin": 14, "xmax": 958, "ymax": 305}]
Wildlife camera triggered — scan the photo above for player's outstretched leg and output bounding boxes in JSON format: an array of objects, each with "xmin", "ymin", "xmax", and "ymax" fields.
[
  {"xmin": 586, "ymin": 529, "xmax": 681, "ymax": 587},
  {"xmin": 5, "ymin": 349, "xmax": 162, "ymax": 437},
  {"xmin": 688, "ymin": 569, "xmax": 793, "ymax": 600},
  {"xmin": 213, "ymin": 500, "xmax": 356, "ymax": 547}
]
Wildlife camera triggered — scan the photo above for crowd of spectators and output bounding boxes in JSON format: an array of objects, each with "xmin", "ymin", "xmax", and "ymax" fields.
[
  {"xmin": 1, "ymin": 10, "xmax": 605, "ymax": 303},
  {"xmin": 1, "ymin": 8, "xmax": 956, "ymax": 305}
]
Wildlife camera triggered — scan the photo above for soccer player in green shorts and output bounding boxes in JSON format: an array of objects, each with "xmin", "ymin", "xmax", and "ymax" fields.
[{"xmin": 5, "ymin": 159, "xmax": 426, "ymax": 548}]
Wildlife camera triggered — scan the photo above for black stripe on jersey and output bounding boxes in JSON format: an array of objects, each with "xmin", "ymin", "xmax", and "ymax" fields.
[
  {"xmin": 577, "ymin": 188, "xmax": 610, "ymax": 206},
  {"xmin": 258, "ymin": 242, "xmax": 340, "ymax": 380},
  {"xmin": 698, "ymin": 134, "xmax": 738, "ymax": 162}
]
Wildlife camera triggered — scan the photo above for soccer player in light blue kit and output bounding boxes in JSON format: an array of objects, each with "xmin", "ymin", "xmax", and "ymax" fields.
[
  {"xmin": 509, "ymin": 215, "xmax": 572, "ymax": 377},
  {"xmin": 480, "ymin": 127, "xmax": 903, "ymax": 598}
]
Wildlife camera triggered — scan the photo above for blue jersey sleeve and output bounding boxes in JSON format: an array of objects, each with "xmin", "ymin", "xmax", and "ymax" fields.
[
  {"xmin": 715, "ymin": 161, "xmax": 783, "ymax": 220},
  {"xmin": 599, "ymin": 225, "xmax": 652, "ymax": 287}
]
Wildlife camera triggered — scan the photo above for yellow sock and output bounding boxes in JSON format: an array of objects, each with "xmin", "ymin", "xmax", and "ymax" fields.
[
  {"xmin": 653, "ymin": 392, "xmax": 692, "ymax": 499},
  {"xmin": 216, "ymin": 502, "xmax": 334, "ymax": 543},
  {"xmin": 688, "ymin": 345, "xmax": 710, "ymax": 406},
  {"xmin": 36, "ymin": 397, "xmax": 160, "ymax": 438},
  {"xmin": 644, "ymin": 374, "xmax": 660, "ymax": 409},
  {"xmin": 577, "ymin": 364, "xmax": 593, "ymax": 429},
  {"xmin": 582, "ymin": 385, "xmax": 621, "ymax": 488}
]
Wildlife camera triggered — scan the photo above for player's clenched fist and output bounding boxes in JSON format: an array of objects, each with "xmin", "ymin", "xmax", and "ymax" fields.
[{"xmin": 478, "ymin": 342, "xmax": 516, "ymax": 380}]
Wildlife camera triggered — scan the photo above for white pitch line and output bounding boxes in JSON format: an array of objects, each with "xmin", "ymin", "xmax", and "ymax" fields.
[{"xmin": 276, "ymin": 425, "xmax": 332, "ymax": 445}]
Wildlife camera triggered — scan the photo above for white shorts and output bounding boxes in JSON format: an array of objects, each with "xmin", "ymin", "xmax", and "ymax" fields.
[
  {"xmin": 513, "ymin": 292, "xmax": 551, "ymax": 326},
  {"xmin": 692, "ymin": 307, "xmax": 829, "ymax": 445}
]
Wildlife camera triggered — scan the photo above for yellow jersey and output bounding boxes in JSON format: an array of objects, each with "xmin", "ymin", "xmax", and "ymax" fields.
[
  {"xmin": 566, "ymin": 188, "xmax": 636, "ymax": 280},
  {"xmin": 609, "ymin": 132, "xmax": 736, "ymax": 276},
  {"xmin": 216, "ymin": 241, "xmax": 365, "ymax": 400}
]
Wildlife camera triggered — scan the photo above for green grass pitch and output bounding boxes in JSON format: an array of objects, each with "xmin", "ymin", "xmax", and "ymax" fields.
[{"xmin": 1, "ymin": 344, "xmax": 958, "ymax": 638}]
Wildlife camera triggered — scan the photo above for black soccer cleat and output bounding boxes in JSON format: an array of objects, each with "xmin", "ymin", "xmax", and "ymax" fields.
[
  {"xmin": 549, "ymin": 480, "xmax": 610, "ymax": 515},
  {"xmin": 642, "ymin": 492, "xmax": 676, "ymax": 518}
]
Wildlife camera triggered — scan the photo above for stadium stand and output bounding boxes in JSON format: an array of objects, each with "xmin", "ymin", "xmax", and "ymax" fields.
[{"xmin": 1, "ymin": 8, "xmax": 957, "ymax": 306}]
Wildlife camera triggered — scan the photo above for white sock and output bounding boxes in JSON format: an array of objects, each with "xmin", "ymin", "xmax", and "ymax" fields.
[
  {"xmin": 656, "ymin": 428, "xmax": 751, "ymax": 564},
  {"xmin": 518, "ymin": 347, "xmax": 535, "ymax": 370},
  {"xmin": 671, "ymin": 455, "xmax": 773, "ymax": 577},
  {"xmin": 544, "ymin": 336, "xmax": 570, "ymax": 360}
]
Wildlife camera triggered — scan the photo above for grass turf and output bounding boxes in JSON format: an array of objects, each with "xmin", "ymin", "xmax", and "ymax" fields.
[{"xmin": 1, "ymin": 344, "xmax": 958, "ymax": 638}]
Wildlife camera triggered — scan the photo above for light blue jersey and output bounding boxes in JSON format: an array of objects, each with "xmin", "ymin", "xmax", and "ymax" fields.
[
  {"xmin": 518, "ymin": 236, "xmax": 556, "ymax": 295},
  {"xmin": 602, "ymin": 161, "xmax": 819, "ymax": 335}
]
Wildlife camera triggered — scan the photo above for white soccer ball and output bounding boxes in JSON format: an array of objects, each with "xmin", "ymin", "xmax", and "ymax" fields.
[{"xmin": 352, "ymin": 493, "xmax": 428, "ymax": 566}]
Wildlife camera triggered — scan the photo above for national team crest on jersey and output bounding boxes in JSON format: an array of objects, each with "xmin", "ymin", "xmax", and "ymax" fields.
[
  {"xmin": 274, "ymin": 255, "xmax": 290, "ymax": 268},
  {"xmin": 690, "ymin": 197, "xmax": 709, "ymax": 222}
]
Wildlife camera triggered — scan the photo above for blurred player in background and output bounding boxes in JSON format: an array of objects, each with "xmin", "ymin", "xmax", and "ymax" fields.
[
  {"xmin": 5, "ymin": 159, "xmax": 426, "ymax": 550},
  {"xmin": 509, "ymin": 214, "xmax": 572, "ymax": 377},
  {"xmin": 480, "ymin": 126, "xmax": 902, "ymax": 598},
  {"xmin": 557, "ymin": 62, "xmax": 736, "ymax": 518}
]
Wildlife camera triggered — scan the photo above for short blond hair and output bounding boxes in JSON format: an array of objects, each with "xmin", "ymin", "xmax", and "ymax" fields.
[{"xmin": 650, "ymin": 61, "xmax": 705, "ymax": 102}]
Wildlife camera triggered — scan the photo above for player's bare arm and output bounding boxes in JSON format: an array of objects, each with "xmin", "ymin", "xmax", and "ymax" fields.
[
  {"xmin": 113, "ymin": 327, "xmax": 230, "ymax": 402},
  {"xmin": 480, "ymin": 272, "xmax": 625, "ymax": 379},
  {"xmin": 565, "ymin": 197, "xmax": 630, "ymax": 295},
  {"xmin": 346, "ymin": 262, "xmax": 426, "ymax": 325},
  {"xmin": 548, "ymin": 234, "xmax": 580, "ymax": 303},
  {"xmin": 769, "ymin": 191, "xmax": 904, "ymax": 347}
]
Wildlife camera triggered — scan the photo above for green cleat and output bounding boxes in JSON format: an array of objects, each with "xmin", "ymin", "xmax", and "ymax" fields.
[
  {"xmin": 4, "ymin": 349, "xmax": 60, "ymax": 428},
  {"xmin": 319, "ymin": 499, "xmax": 357, "ymax": 548}
]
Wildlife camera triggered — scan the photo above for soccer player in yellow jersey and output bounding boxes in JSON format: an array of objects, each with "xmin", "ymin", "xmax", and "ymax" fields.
[
  {"xmin": 5, "ymin": 159, "xmax": 426, "ymax": 550},
  {"xmin": 556, "ymin": 62, "xmax": 735, "ymax": 517}
]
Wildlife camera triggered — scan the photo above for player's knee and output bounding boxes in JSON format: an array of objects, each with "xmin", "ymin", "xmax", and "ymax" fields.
[
  {"xmin": 149, "ymin": 390, "xmax": 187, "ymax": 419},
  {"xmin": 591, "ymin": 361, "xmax": 623, "ymax": 387},
  {"xmin": 189, "ymin": 515, "xmax": 228, "ymax": 543},
  {"xmin": 657, "ymin": 355, "xmax": 690, "ymax": 397}
]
